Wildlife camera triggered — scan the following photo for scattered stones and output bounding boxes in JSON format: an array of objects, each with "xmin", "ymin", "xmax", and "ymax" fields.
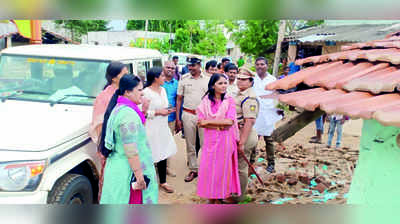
[
  {"xmin": 315, "ymin": 176, "xmax": 326, "ymax": 184},
  {"xmin": 287, "ymin": 177, "xmax": 298, "ymax": 186},
  {"xmin": 313, "ymin": 183, "xmax": 329, "ymax": 193},
  {"xmin": 299, "ymin": 173, "xmax": 311, "ymax": 185},
  {"xmin": 276, "ymin": 174, "xmax": 286, "ymax": 183},
  {"xmin": 245, "ymin": 123, "xmax": 359, "ymax": 205}
]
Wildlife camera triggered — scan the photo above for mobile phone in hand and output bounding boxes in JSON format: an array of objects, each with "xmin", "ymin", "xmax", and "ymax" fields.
[{"xmin": 131, "ymin": 172, "xmax": 150, "ymax": 190}]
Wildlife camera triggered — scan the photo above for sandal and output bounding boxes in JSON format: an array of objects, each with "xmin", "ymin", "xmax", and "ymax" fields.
[
  {"xmin": 160, "ymin": 183, "xmax": 174, "ymax": 193},
  {"xmin": 184, "ymin": 171, "xmax": 198, "ymax": 182}
]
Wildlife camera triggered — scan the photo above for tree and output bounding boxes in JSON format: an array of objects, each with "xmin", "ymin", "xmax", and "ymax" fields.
[
  {"xmin": 192, "ymin": 21, "xmax": 227, "ymax": 56},
  {"xmin": 232, "ymin": 20, "xmax": 279, "ymax": 58},
  {"xmin": 126, "ymin": 20, "xmax": 226, "ymax": 55},
  {"xmin": 126, "ymin": 20, "xmax": 188, "ymax": 33},
  {"xmin": 55, "ymin": 20, "xmax": 109, "ymax": 42}
]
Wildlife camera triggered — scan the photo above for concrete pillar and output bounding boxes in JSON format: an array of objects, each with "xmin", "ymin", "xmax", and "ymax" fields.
[{"xmin": 6, "ymin": 36, "xmax": 12, "ymax": 48}]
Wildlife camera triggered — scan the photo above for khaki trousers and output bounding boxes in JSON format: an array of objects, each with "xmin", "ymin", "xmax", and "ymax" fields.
[
  {"xmin": 235, "ymin": 128, "xmax": 258, "ymax": 202},
  {"xmin": 182, "ymin": 111, "xmax": 204, "ymax": 172}
]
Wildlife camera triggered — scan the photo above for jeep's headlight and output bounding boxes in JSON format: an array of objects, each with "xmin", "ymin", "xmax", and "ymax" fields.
[{"xmin": 0, "ymin": 160, "xmax": 46, "ymax": 192}]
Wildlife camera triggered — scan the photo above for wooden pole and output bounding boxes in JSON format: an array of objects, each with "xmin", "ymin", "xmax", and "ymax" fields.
[
  {"xmin": 272, "ymin": 20, "xmax": 286, "ymax": 77},
  {"xmin": 144, "ymin": 20, "xmax": 148, "ymax": 48},
  {"xmin": 272, "ymin": 109, "xmax": 324, "ymax": 143}
]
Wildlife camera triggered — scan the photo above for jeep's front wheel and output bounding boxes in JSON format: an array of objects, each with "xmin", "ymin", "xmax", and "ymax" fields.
[{"xmin": 47, "ymin": 174, "xmax": 93, "ymax": 204}]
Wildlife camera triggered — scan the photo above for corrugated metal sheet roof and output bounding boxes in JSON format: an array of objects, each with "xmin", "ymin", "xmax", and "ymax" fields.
[
  {"xmin": 267, "ymin": 33, "xmax": 400, "ymax": 127},
  {"xmin": 286, "ymin": 23, "xmax": 400, "ymax": 43}
]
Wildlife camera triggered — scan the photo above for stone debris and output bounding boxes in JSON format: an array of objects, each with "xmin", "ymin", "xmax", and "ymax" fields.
[{"xmin": 248, "ymin": 142, "xmax": 359, "ymax": 204}]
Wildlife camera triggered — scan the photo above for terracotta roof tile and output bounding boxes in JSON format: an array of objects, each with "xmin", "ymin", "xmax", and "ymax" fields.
[
  {"xmin": 373, "ymin": 104, "xmax": 400, "ymax": 127},
  {"xmin": 279, "ymin": 88, "xmax": 326, "ymax": 107},
  {"xmin": 319, "ymin": 91, "xmax": 374, "ymax": 114},
  {"xmin": 270, "ymin": 34, "xmax": 400, "ymax": 127},
  {"xmin": 266, "ymin": 61, "xmax": 343, "ymax": 90},
  {"xmin": 343, "ymin": 67, "xmax": 400, "ymax": 93},
  {"xmin": 335, "ymin": 94, "xmax": 400, "ymax": 119}
]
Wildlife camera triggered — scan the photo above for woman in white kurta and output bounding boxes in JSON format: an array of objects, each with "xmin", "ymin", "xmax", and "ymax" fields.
[{"xmin": 143, "ymin": 67, "xmax": 177, "ymax": 193}]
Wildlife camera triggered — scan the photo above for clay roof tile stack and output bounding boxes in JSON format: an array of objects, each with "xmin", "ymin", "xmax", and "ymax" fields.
[{"xmin": 267, "ymin": 33, "xmax": 400, "ymax": 127}]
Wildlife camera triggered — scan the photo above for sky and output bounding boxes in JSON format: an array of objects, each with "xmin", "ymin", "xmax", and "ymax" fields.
[{"xmin": 107, "ymin": 20, "xmax": 127, "ymax": 31}]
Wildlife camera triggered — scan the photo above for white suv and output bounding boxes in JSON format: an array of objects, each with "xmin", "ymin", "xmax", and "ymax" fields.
[{"xmin": 0, "ymin": 44, "xmax": 163, "ymax": 204}]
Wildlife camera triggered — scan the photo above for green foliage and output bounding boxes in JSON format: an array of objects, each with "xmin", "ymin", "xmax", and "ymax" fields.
[
  {"xmin": 305, "ymin": 20, "xmax": 324, "ymax": 27},
  {"xmin": 55, "ymin": 20, "xmax": 109, "ymax": 42},
  {"xmin": 126, "ymin": 20, "xmax": 188, "ymax": 33},
  {"xmin": 232, "ymin": 20, "xmax": 279, "ymax": 58},
  {"xmin": 126, "ymin": 20, "xmax": 227, "ymax": 56},
  {"xmin": 238, "ymin": 195, "xmax": 253, "ymax": 204},
  {"xmin": 192, "ymin": 21, "xmax": 227, "ymax": 56}
]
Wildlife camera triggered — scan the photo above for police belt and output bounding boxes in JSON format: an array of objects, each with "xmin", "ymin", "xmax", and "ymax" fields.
[{"xmin": 183, "ymin": 107, "xmax": 197, "ymax": 115}]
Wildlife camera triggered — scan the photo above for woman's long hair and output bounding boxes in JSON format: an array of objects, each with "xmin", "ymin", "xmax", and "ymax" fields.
[
  {"xmin": 104, "ymin": 61, "xmax": 127, "ymax": 89},
  {"xmin": 144, "ymin": 67, "xmax": 163, "ymax": 88},
  {"xmin": 203, "ymin": 73, "xmax": 227, "ymax": 104},
  {"xmin": 98, "ymin": 74, "xmax": 142, "ymax": 158}
]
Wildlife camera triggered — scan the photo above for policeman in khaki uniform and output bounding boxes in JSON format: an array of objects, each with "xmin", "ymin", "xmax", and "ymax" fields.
[
  {"xmin": 176, "ymin": 57, "xmax": 210, "ymax": 182},
  {"xmin": 231, "ymin": 64, "xmax": 259, "ymax": 203}
]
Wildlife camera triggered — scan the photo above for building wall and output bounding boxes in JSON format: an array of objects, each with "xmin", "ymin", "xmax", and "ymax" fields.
[
  {"xmin": 322, "ymin": 42, "xmax": 352, "ymax": 54},
  {"xmin": 347, "ymin": 119, "xmax": 400, "ymax": 205},
  {"xmin": 83, "ymin": 31, "xmax": 174, "ymax": 46}
]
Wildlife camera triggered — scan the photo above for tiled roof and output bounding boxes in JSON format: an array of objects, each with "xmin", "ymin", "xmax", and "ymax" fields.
[{"xmin": 267, "ymin": 34, "xmax": 400, "ymax": 127}]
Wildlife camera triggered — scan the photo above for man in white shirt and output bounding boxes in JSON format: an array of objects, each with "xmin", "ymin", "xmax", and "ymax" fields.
[{"xmin": 253, "ymin": 57, "xmax": 283, "ymax": 173}]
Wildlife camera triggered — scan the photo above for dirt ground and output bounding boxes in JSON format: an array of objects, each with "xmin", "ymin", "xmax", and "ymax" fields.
[{"xmin": 158, "ymin": 113, "xmax": 361, "ymax": 204}]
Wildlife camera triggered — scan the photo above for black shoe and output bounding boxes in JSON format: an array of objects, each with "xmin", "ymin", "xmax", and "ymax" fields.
[{"xmin": 266, "ymin": 164, "xmax": 275, "ymax": 173}]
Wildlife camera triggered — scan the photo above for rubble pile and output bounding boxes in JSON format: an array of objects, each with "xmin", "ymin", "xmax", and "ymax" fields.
[{"xmin": 248, "ymin": 143, "xmax": 359, "ymax": 204}]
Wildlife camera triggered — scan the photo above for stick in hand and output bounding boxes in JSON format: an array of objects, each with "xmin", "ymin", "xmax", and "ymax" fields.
[{"xmin": 237, "ymin": 145, "xmax": 264, "ymax": 186}]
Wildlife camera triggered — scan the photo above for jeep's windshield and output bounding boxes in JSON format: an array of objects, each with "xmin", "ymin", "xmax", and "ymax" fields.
[{"xmin": 0, "ymin": 54, "xmax": 109, "ymax": 105}]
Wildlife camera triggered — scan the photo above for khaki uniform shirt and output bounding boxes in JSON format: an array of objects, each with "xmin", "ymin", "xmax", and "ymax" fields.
[
  {"xmin": 227, "ymin": 81, "xmax": 239, "ymax": 97},
  {"xmin": 235, "ymin": 87, "xmax": 259, "ymax": 127},
  {"xmin": 177, "ymin": 72, "xmax": 209, "ymax": 110}
]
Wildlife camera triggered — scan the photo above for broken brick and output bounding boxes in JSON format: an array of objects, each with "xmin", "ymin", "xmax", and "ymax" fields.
[
  {"xmin": 314, "ymin": 183, "xmax": 328, "ymax": 193},
  {"xmin": 276, "ymin": 174, "xmax": 286, "ymax": 183},
  {"xmin": 315, "ymin": 176, "xmax": 326, "ymax": 184},
  {"xmin": 287, "ymin": 177, "xmax": 298, "ymax": 185},
  {"xmin": 299, "ymin": 173, "xmax": 311, "ymax": 185}
]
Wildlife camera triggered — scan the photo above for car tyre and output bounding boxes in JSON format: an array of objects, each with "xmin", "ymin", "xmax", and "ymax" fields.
[{"xmin": 47, "ymin": 174, "xmax": 93, "ymax": 204}]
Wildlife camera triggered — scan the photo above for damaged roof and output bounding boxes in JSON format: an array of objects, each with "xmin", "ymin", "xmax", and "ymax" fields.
[
  {"xmin": 286, "ymin": 23, "xmax": 400, "ymax": 43},
  {"xmin": 267, "ymin": 32, "xmax": 400, "ymax": 127}
]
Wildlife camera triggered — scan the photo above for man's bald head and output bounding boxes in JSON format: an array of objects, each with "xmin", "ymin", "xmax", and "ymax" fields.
[{"xmin": 163, "ymin": 61, "xmax": 175, "ymax": 78}]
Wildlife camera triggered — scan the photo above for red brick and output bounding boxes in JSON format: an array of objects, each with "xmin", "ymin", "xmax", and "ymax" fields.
[
  {"xmin": 299, "ymin": 173, "xmax": 311, "ymax": 185},
  {"xmin": 314, "ymin": 183, "xmax": 328, "ymax": 193},
  {"xmin": 276, "ymin": 174, "xmax": 286, "ymax": 183},
  {"xmin": 315, "ymin": 176, "xmax": 326, "ymax": 184},
  {"xmin": 287, "ymin": 177, "xmax": 298, "ymax": 186}
]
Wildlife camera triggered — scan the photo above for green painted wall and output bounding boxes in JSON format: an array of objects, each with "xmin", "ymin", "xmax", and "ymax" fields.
[{"xmin": 347, "ymin": 119, "xmax": 400, "ymax": 204}]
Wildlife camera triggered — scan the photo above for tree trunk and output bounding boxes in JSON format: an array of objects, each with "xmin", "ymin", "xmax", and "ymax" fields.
[
  {"xmin": 272, "ymin": 20, "xmax": 286, "ymax": 77},
  {"xmin": 272, "ymin": 109, "xmax": 324, "ymax": 143}
]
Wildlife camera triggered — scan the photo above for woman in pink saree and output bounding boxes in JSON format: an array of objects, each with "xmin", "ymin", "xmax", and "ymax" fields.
[
  {"xmin": 196, "ymin": 73, "xmax": 241, "ymax": 204},
  {"xmin": 89, "ymin": 61, "xmax": 128, "ymax": 201}
]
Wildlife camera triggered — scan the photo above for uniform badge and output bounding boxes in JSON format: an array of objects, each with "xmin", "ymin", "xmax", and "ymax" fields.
[{"xmin": 250, "ymin": 105, "xmax": 256, "ymax": 112}]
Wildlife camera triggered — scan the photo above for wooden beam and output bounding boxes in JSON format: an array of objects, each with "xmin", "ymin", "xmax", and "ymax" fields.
[{"xmin": 272, "ymin": 109, "xmax": 324, "ymax": 143}]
